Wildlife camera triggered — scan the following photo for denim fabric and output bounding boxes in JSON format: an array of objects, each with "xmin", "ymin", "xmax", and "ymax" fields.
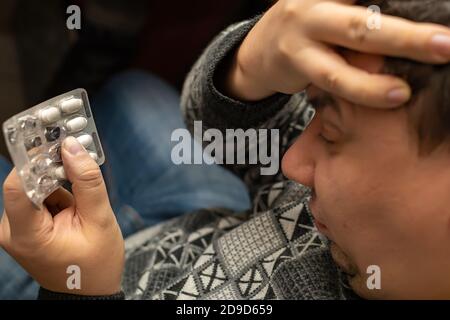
[{"xmin": 92, "ymin": 71, "xmax": 250, "ymax": 237}]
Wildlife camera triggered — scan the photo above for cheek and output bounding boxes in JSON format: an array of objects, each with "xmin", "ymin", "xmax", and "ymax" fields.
[
  {"xmin": 315, "ymin": 157, "xmax": 391, "ymax": 253},
  {"xmin": 314, "ymin": 157, "xmax": 360, "ymax": 220},
  {"xmin": 317, "ymin": 150, "xmax": 397, "ymax": 222}
]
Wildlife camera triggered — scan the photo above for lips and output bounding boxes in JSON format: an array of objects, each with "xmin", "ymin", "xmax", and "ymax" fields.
[
  {"xmin": 308, "ymin": 192, "xmax": 359, "ymax": 278},
  {"xmin": 314, "ymin": 219, "xmax": 329, "ymax": 234},
  {"xmin": 308, "ymin": 192, "xmax": 331, "ymax": 237}
]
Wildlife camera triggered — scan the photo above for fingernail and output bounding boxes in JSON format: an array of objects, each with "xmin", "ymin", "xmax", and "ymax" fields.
[
  {"xmin": 387, "ymin": 87, "xmax": 410, "ymax": 104},
  {"xmin": 431, "ymin": 34, "xmax": 450, "ymax": 56},
  {"xmin": 64, "ymin": 136, "xmax": 84, "ymax": 155}
]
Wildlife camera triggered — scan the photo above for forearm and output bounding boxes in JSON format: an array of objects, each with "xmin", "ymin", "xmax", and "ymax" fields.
[{"xmin": 221, "ymin": 39, "xmax": 276, "ymax": 102}]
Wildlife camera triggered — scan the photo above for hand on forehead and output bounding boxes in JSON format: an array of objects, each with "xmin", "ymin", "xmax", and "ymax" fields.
[{"xmin": 308, "ymin": 50, "xmax": 386, "ymax": 104}]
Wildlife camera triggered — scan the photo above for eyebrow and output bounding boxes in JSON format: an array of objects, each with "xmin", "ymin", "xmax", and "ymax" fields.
[{"xmin": 309, "ymin": 94, "xmax": 345, "ymax": 126}]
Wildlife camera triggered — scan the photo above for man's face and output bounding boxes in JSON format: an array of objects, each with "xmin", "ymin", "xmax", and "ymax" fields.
[{"xmin": 281, "ymin": 52, "xmax": 450, "ymax": 299}]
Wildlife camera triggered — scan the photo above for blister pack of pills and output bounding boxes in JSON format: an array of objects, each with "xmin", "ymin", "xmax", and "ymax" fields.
[{"xmin": 2, "ymin": 89, "xmax": 105, "ymax": 207}]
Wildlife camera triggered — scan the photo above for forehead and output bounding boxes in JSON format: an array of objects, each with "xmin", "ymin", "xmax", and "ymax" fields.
[
  {"xmin": 308, "ymin": 50, "xmax": 387, "ymax": 112},
  {"xmin": 311, "ymin": 50, "xmax": 396, "ymax": 118},
  {"xmin": 309, "ymin": 50, "xmax": 415, "ymax": 143}
]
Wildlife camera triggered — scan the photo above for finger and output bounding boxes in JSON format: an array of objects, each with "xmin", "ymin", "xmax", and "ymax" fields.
[
  {"xmin": 2, "ymin": 169, "xmax": 48, "ymax": 235},
  {"xmin": 298, "ymin": 45, "xmax": 411, "ymax": 107},
  {"xmin": 44, "ymin": 188, "xmax": 74, "ymax": 214},
  {"xmin": 61, "ymin": 136, "xmax": 111, "ymax": 223},
  {"xmin": 305, "ymin": 2, "xmax": 450, "ymax": 63}
]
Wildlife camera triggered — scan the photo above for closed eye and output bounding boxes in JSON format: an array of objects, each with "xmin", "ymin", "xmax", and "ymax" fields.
[{"xmin": 319, "ymin": 132, "xmax": 336, "ymax": 145}]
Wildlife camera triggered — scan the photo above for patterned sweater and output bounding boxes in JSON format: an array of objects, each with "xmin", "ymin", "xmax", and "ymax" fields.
[{"xmin": 119, "ymin": 17, "xmax": 359, "ymax": 300}]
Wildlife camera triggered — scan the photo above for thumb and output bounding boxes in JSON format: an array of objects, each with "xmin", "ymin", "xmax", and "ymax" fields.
[{"xmin": 61, "ymin": 136, "xmax": 111, "ymax": 220}]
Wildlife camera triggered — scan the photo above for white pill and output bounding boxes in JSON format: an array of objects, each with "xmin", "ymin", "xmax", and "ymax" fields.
[
  {"xmin": 77, "ymin": 134, "xmax": 93, "ymax": 147},
  {"xmin": 89, "ymin": 152, "xmax": 99, "ymax": 162},
  {"xmin": 66, "ymin": 117, "xmax": 88, "ymax": 132},
  {"xmin": 60, "ymin": 98, "xmax": 83, "ymax": 114},
  {"xmin": 54, "ymin": 166, "xmax": 66, "ymax": 180},
  {"xmin": 39, "ymin": 107, "xmax": 61, "ymax": 124}
]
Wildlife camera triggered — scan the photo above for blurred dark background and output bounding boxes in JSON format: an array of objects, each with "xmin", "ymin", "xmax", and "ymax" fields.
[{"xmin": 0, "ymin": 0, "xmax": 273, "ymax": 158}]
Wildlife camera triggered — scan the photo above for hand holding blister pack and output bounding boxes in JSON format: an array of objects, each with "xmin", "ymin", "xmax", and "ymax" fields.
[{"xmin": 2, "ymin": 89, "xmax": 105, "ymax": 208}]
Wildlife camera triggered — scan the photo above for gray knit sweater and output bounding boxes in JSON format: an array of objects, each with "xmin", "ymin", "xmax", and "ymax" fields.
[{"xmin": 119, "ymin": 17, "xmax": 360, "ymax": 300}]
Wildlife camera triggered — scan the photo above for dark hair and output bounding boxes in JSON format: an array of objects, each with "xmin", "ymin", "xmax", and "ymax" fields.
[{"xmin": 358, "ymin": 0, "xmax": 450, "ymax": 154}]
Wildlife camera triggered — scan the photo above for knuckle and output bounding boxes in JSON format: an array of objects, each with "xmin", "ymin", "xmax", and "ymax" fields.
[
  {"xmin": 276, "ymin": 39, "xmax": 294, "ymax": 61},
  {"xmin": 281, "ymin": 0, "xmax": 301, "ymax": 21},
  {"xmin": 320, "ymin": 69, "xmax": 340, "ymax": 91},
  {"xmin": 3, "ymin": 180, "xmax": 22, "ymax": 201},
  {"xmin": 347, "ymin": 14, "xmax": 368, "ymax": 44},
  {"xmin": 77, "ymin": 168, "xmax": 104, "ymax": 189}
]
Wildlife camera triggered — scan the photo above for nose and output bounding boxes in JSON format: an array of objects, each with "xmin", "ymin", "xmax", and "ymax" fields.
[{"xmin": 281, "ymin": 114, "xmax": 321, "ymax": 189}]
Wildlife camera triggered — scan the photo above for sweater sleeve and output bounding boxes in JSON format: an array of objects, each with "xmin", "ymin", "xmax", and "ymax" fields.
[{"xmin": 181, "ymin": 16, "xmax": 312, "ymax": 195}]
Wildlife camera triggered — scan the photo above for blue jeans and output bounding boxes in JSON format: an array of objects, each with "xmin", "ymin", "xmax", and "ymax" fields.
[{"xmin": 0, "ymin": 71, "xmax": 251, "ymax": 299}]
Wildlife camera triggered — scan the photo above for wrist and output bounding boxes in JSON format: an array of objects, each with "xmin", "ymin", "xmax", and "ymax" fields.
[
  {"xmin": 221, "ymin": 40, "xmax": 276, "ymax": 102},
  {"xmin": 226, "ymin": 55, "xmax": 276, "ymax": 101}
]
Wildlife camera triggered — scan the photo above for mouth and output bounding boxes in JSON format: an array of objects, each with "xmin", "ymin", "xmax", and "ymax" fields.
[
  {"xmin": 307, "ymin": 191, "xmax": 359, "ymax": 279},
  {"xmin": 314, "ymin": 219, "xmax": 329, "ymax": 235}
]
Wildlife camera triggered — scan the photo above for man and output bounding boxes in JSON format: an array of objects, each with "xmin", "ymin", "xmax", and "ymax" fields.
[{"xmin": 1, "ymin": 0, "xmax": 450, "ymax": 299}]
